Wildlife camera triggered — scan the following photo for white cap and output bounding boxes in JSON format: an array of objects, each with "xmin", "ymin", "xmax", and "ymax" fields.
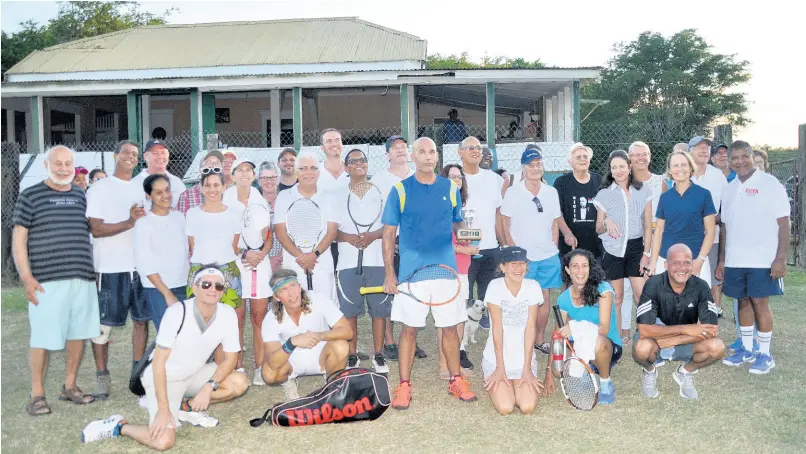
[{"xmin": 231, "ymin": 158, "xmax": 256, "ymax": 175}]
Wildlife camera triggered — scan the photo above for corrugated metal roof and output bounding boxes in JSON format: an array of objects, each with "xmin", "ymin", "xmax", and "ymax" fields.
[{"xmin": 7, "ymin": 17, "xmax": 427, "ymax": 75}]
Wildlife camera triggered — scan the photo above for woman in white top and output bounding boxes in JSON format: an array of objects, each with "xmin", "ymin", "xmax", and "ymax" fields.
[
  {"xmin": 593, "ymin": 150, "xmax": 653, "ymax": 343},
  {"xmin": 258, "ymin": 162, "xmax": 283, "ymax": 272},
  {"xmin": 223, "ymin": 159, "xmax": 273, "ymax": 382},
  {"xmin": 482, "ymin": 246, "xmax": 545, "ymax": 415},
  {"xmin": 134, "ymin": 174, "xmax": 189, "ymax": 330}
]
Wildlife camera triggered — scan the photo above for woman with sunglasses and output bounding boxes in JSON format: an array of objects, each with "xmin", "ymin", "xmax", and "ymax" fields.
[
  {"xmin": 593, "ymin": 150, "xmax": 653, "ymax": 344},
  {"xmin": 258, "ymin": 162, "xmax": 283, "ymax": 272}
]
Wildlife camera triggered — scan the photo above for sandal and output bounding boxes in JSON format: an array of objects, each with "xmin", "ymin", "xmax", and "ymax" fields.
[
  {"xmin": 26, "ymin": 396, "xmax": 52, "ymax": 416},
  {"xmin": 535, "ymin": 342, "xmax": 551, "ymax": 355},
  {"xmin": 58, "ymin": 386, "xmax": 95, "ymax": 405}
]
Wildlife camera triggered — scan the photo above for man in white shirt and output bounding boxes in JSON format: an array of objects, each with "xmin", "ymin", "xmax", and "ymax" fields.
[
  {"xmin": 500, "ymin": 148, "xmax": 564, "ymax": 353},
  {"xmin": 260, "ymin": 269, "xmax": 352, "ymax": 400},
  {"xmin": 131, "ymin": 140, "xmax": 186, "ymax": 209},
  {"xmin": 80, "ymin": 266, "xmax": 250, "ymax": 450},
  {"xmin": 274, "ymin": 151, "xmax": 339, "ymax": 300},
  {"xmin": 86, "ymin": 140, "xmax": 149, "ymax": 400},
  {"xmin": 717, "ymin": 141, "xmax": 789, "ymax": 375},
  {"xmin": 318, "ymin": 128, "xmax": 350, "ymax": 270}
]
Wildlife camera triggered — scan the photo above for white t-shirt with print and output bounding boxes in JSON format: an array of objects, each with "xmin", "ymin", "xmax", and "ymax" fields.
[
  {"xmin": 691, "ymin": 165, "xmax": 727, "ymax": 244},
  {"xmin": 222, "ymin": 185, "xmax": 270, "ymax": 249},
  {"xmin": 335, "ymin": 184, "xmax": 384, "ymax": 271},
  {"xmin": 261, "ymin": 291, "xmax": 344, "ymax": 343},
  {"xmin": 185, "ymin": 206, "xmax": 240, "ymax": 265},
  {"xmin": 134, "ymin": 211, "xmax": 189, "ymax": 289},
  {"xmin": 86, "ymin": 175, "xmax": 142, "ymax": 273},
  {"xmin": 482, "ymin": 278, "xmax": 544, "ymax": 377},
  {"xmin": 463, "ymin": 169, "xmax": 504, "ymax": 250},
  {"xmin": 131, "ymin": 169, "xmax": 186, "ymax": 209},
  {"xmin": 273, "ymin": 185, "xmax": 340, "ymax": 272},
  {"xmin": 501, "ymin": 181, "xmax": 562, "ymax": 261}
]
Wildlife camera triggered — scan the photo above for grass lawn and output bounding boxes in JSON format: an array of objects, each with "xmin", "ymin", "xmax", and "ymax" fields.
[{"xmin": 2, "ymin": 270, "xmax": 805, "ymax": 453}]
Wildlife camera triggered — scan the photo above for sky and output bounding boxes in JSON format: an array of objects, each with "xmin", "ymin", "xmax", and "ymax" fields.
[{"xmin": 2, "ymin": 0, "xmax": 804, "ymax": 147}]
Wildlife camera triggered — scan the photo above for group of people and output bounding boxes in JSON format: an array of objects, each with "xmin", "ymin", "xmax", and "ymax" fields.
[{"xmin": 12, "ymin": 127, "xmax": 789, "ymax": 450}]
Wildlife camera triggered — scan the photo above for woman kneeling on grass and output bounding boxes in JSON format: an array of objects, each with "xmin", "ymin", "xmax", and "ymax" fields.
[{"xmin": 482, "ymin": 246, "xmax": 545, "ymax": 415}]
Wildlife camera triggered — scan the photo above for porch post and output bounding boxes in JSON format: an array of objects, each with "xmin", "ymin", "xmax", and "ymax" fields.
[
  {"xmin": 270, "ymin": 90, "xmax": 281, "ymax": 147},
  {"xmin": 6, "ymin": 109, "xmax": 16, "ymax": 143},
  {"xmin": 563, "ymin": 85, "xmax": 572, "ymax": 142},
  {"xmin": 30, "ymin": 96, "xmax": 44, "ymax": 153},
  {"xmin": 486, "ymin": 82, "xmax": 498, "ymax": 169},
  {"xmin": 544, "ymin": 96, "xmax": 554, "ymax": 143},
  {"xmin": 572, "ymin": 81, "xmax": 581, "ymax": 141},
  {"xmin": 141, "ymin": 94, "xmax": 151, "ymax": 144},
  {"xmin": 551, "ymin": 94, "xmax": 560, "ymax": 142},
  {"xmin": 557, "ymin": 90, "xmax": 566, "ymax": 141},
  {"xmin": 74, "ymin": 114, "xmax": 82, "ymax": 144},
  {"xmin": 126, "ymin": 92, "xmax": 142, "ymax": 145},
  {"xmin": 292, "ymin": 87, "xmax": 302, "ymax": 151},
  {"xmin": 189, "ymin": 89, "xmax": 203, "ymax": 155},
  {"xmin": 400, "ymin": 84, "xmax": 409, "ymax": 141}
]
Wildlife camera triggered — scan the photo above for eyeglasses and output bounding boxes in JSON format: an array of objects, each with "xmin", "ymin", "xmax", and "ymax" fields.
[
  {"xmin": 298, "ymin": 166, "xmax": 319, "ymax": 172},
  {"xmin": 448, "ymin": 175, "xmax": 463, "ymax": 181},
  {"xmin": 571, "ymin": 155, "xmax": 590, "ymax": 161},
  {"xmin": 259, "ymin": 176, "xmax": 278, "ymax": 181},
  {"xmin": 201, "ymin": 167, "xmax": 222, "ymax": 175},
  {"xmin": 200, "ymin": 281, "xmax": 226, "ymax": 291},
  {"xmin": 461, "ymin": 146, "xmax": 483, "ymax": 152},
  {"xmin": 346, "ymin": 158, "xmax": 368, "ymax": 165},
  {"xmin": 532, "ymin": 196, "xmax": 544, "ymax": 213}
]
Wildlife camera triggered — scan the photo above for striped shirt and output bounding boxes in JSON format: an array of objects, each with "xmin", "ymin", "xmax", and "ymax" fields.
[
  {"xmin": 592, "ymin": 183, "xmax": 653, "ymax": 257},
  {"xmin": 12, "ymin": 182, "xmax": 95, "ymax": 283}
]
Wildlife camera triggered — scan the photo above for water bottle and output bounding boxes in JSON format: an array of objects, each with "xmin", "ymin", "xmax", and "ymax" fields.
[{"xmin": 551, "ymin": 331, "xmax": 564, "ymax": 378}]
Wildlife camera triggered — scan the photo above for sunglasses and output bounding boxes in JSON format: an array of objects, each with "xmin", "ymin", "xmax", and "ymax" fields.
[
  {"xmin": 532, "ymin": 196, "xmax": 544, "ymax": 213},
  {"xmin": 259, "ymin": 176, "xmax": 278, "ymax": 181},
  {"xmin": 200, "ymin": 280, "xmax": 225, "ymax": 291},
  {"xmin": 201, "ymin": 167, "xmax": 222, "ymax": 175}
]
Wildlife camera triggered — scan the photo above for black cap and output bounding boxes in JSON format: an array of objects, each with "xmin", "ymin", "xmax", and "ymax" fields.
[
  {"xmin": 144, "ymin": 139, "xmax": 168, "ymax": 153},
  {"xmin": 500, "ymin": 246, "xmax": 528, "ymax": 264}
]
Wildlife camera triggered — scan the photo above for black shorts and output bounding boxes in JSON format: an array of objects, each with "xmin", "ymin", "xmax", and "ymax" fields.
[
  {"xmin": 602, "ymin": 238, "xmax": 644, "ymax": 280},
  {"xmin": 98, "ymin": 271, "xmax": 149, "ymax": 326},
  {"xmin": 589, "ymin": 342, "xmax": 623, "ymax": 374}
]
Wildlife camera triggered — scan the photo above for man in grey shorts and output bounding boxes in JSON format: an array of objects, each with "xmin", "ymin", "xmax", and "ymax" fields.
[{"xmin": 335, "ymin": 148, "xmax": 391, "ymax": 373}]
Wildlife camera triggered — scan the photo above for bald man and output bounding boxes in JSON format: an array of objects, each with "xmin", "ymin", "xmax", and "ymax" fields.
[{"xmin": 633, "ymin": 244, "xmax": 725, "ymax": 400}]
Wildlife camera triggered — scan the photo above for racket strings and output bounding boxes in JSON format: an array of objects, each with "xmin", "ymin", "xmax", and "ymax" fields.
[
  {"xmin": 562, "ymin": 359, "xmax": 598, "ymax": 411},
  {"xmin": 406, "ymin": 265, "xmax": 461, "ymax": 305},
  {"xmin": 347, "ymin": 186, "xmax": 383, "ymax": 226},
  {"xmin": 242, "ymin": 206, "xmax": 270, "ymax": 250},
  {"xmin": 287, "ymin": 202, "xmax": 323, "ymax": 248}
]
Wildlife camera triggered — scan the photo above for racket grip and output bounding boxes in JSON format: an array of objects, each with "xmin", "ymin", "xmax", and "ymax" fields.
[
  {"xmin": 306, "ymin": 271, "xmax": 313, "ymax": 291},
  {"xmin": 359, "ymin": 286, "xmax": 384, "ymax": 295},
  {"xmin": 356, "ymin": 250, "xmax": 364, "ymax": 275},
  {"xmin": 552, "ymin": 305, "xmax": 564, "ymax": 328}
]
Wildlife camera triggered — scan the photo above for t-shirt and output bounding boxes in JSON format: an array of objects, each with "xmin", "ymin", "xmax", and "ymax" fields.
[
  {"xmin": 481, "ymin": 278, "xmax": 544, "ymax": 377},
  {"xmin": 222, "ymin": 186, "xmax": 270, "ymax": 249},
  {"xmin": 336, "ymin": 184, "xmax": 384, "ymax": 271},
  {"xmin": 12, "ymin": 182, "xmax": 95, "ymax": 283},
  {"xmin": 131, "ymin": 169, "xmax": 186, "ymax": 209},
  {"xmin": 636, "ymin": 273, "xmax": 717, "ymax": 326},
  {"xmin": 261, "ymin": 291, "xmax": 344, "ymax": 343},
  {"xmin": 317, "ymin": 161, "xmax": 350, "ymax": 195},
  {"xmin": 640, "ymin": 173, "xmax": 665, "ymax": 220},
  {"xmin": 443, "ymin": 120, "xmax": 467, "ymax": 144},
  {"xmin": 592, "ymin": 183, "xmax": 653, "ymax": 258},
  {"xmin": 278, "ymin": 180, "xmax": 298, "ymax": 193},
  {"xmin": 553, "ymin": 172, "xmax": 603, "ymax": 256},
  {"xmin": 152, "ymin": 300, "xmax": 240, "ymax": 381},
  {"xmin": 185, "ymin": 206, "xmax": 240, "ymax": 265},
  {"xmin": 371, "ymin": 168, "xmax": 415, "ymax": 204},
  {"xmin": 691, "ymin": 165, "xmax": 727, "ymax": 244},
  {"xmin": 273, "ymin": 185, "xmax": 340, "ymax": 271},
  {"xmin": 500, "ymin": 181, "xmax": 561, "ymax": 261},
  {"xmin": 134, "ymin": 211, "xmax": 189, "ymax": 289},
  {"xmin": 722, "ymin": 171, "xmax": 790, "ymax": 268},
  {"xmin": 557, "ymin": 282, "xmax": 621, "ymax": 347},
  {"xmin": 381, "ymin": 175, "xmax": 463, "ymax": 279},
  {"xmin": 463, "ymin": 169, "xmax": 504, "ymax": 250},
  {"xmin": 655, "ymin": 183, "xmax": 716, "ymax": 259},
  {"xmin": 86, "ymin": 176, "xmax": 143, "ymax": 273}
]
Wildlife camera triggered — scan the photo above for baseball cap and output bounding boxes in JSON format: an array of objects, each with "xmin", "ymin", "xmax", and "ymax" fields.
[
  {"xmin": 231, "ymin": 158, "xmax": 256, "ymax": 175},
  {"xmin": 500, "ymin": 246, "xmax": 528, "ymax": 264},
  {"xmin": 711, "ymin": 143, "xmax": 728, "ymax": 155},
  {"xmin": 277, "ymin": 147, "xmax": 297, "ymax": 161},
  {"xmin": 202, "ymin": 150, "xmax": 224, "ymax": 165},
  {"xmin": 74, "ymin": 166, "xmax": 88, "ymax": 175},
  {"xmin": 222, "ymin": 149, "xmax": 238, "ymax": 160},
  {"xmin": 448, "ymin": 108, "xmax": 458, "ymax": 115},
  {"xmin": 521, "ymin": 146, "xmax": 543, "ymax": 165},
  {"xmin": 687, "ymin": 136, "xmax": 713, "ymax": 151},
  {"xmin": 385, "ymin": 135, "xmax": 407, "ymax": 151},
  {"xmin": 144, "ymin": 139, "xmax": 168, "ymax": 153}
]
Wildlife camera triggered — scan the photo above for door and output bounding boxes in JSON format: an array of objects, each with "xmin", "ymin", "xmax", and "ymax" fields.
[{"xmin": 150, "ymin": 109, "xmax": 174, "ymax": 139}]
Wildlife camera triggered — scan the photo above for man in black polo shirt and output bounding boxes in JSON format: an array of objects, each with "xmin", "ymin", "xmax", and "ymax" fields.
[{"xmin": 633, "ymin": 244, "xmax": 725, "ymax": 400}]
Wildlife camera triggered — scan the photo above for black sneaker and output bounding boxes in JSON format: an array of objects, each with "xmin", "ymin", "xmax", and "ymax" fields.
[
  {"xmin": 414, "ymin": 344, "xmax": 428, "ymax": 359},
  {"xmin": 347, "ymin": 354, "xmax": 360, "ymax": 369},
  {"xmin": 384, "ymin": 344, "xmax": 399, "ymax": 361},
  {"xmin": 459, "ymin": 350, "xmax": 474, "ymax": 370}
]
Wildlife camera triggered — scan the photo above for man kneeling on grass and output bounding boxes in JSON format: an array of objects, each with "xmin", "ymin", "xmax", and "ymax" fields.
[
  {"xmin": 81, "ymin": 265, "xmax": 249, "ymax": 450},
  {"xmin": 260, "ymin": 269, "xmax": 352, "ymax": 400},
  {"xmin": 633, "ymin": 244, "xmax": 725, "ymax": 400}
]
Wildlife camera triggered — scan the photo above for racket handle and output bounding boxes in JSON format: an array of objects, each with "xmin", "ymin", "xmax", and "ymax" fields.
[
  {"xmin": 553, "ymin": 305, "xmax": 564, "ymax": 328},
  {"xmin": 356, "ymin": 250, "xmax": 364, "ymax": 275},
  {"xmin": 306, "ymin": 270, "xmax": 313, "ymax": 291},
  {"xmin": 251, "ymin": 269, "xmax": 257, "ymax": 298},
  {"xmin": 360, "ymin": 286, "xmax": 384, "ymax": 295}
]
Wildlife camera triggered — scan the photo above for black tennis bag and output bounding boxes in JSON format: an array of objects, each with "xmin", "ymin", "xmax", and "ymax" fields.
[{"xmin": 250, "ymin": 368, "xmax": 390, "ymax": 427}]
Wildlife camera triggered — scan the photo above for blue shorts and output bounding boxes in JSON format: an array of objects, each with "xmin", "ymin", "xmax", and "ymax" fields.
[
  {"xmin": 526, "ymin": 254, "xmax": 562, "ymax": 289},
  {"xmin": 143, "ymin": 286, "xmax": 187, "ymax": 330},
  {"xmin": 29, "ymin": 279, "xmax": 100, "ymax": 350},
  {"xmin": 722, "ymin": 267, "xmax": 784, "ymax": 299},
  {"xmin": 98, "ymin": 271, "xmax": 150, "ymax": 326}
]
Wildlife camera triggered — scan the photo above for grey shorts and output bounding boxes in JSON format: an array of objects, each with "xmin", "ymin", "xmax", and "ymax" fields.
[
  {"xmin": 708, "ymin": 246, "xmax": 723, "ymax": 286},
  {"xmin": 336, "ymin": 267, "xmax": 392, "ymax": 319},
  {"xmin": 633, "ymin": 331, "xmax": 694, "ymax": 362}
]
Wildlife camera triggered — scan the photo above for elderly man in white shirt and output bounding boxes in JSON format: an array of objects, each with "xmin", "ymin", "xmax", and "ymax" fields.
[{"xmin": 131, "ymin": 140, "xmax": 186, "ymax": 209}]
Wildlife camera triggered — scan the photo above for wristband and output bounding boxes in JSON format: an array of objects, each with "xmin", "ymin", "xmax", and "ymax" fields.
[{"xmin": 282, "ymin": 338, "xmax": 296, "ymax": 354}]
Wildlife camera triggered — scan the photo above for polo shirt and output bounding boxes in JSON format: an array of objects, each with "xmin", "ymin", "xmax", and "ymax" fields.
[
  {"xmin": 317, "ymin": 161, "xmax": 349, "ymax": 195},
  {"xmin": 462, "ymin": 168, "xmax": 504, "ymax": 250},
  {"xmin": 500, "ymin": 181, "xmax": 561, "ymax": 262},
  {"xmin": 655, "ymin": 182, "xmax": 716, "ymax": 258},
  {"xmin": 691, "ymin": 165, "xmax": 727, "ymax": 244},
  {"xmin": 636, "ymin": 272, "xmax": 717, "ymax": 326},
  {"xmin": 722, "ymin": 171, "xmax": 790, "ymax": 268}
]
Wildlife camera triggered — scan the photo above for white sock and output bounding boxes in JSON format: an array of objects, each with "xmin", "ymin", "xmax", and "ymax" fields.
[
  {"xmin": 678, "ymin": 364, "xmax": 692, "ymax": 375},
  {"xmin": 600, "ymin": 377, "xmax": 611, "ymax": 384},
  {"xmin": 740, "ymin": 326, "xmax": 755, "ymax": 352},
  {"xmin": 757, "ymin": 331, "xmax": 772, "ymax": 355}
]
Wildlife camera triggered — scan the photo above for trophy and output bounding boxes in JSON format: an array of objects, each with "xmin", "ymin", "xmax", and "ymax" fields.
[{"xmin": 458, "ymin": 208, "xmax": 483, "ymax": 258}]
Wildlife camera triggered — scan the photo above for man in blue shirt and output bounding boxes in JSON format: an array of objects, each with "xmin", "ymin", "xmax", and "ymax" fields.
[
  {"xmin": 710, "ymin": 142, "xmax": 737, "ymax": 182},
  {"xmin": 442, "ymin": 109, "xmax": 467, "ymax": 144},
  {"xmin": 381, "ymin": 137, "xmax": 477, "ymax": 410}
]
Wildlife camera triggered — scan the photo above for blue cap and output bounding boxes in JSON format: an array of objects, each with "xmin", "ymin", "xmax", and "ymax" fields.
[
  {"xmin": 144, "ymin": 139, "xmax": 168, "ymax": 153},
  {"xmin": 521, "ymin": 146, "xmax": 543, "ymax": 165},
  {"xmin": 385, "ymin": 135, "xmax": 407, "ymax": 151},
  {"xmin": 711, "ymin": 143, "xmax": 727, "ymax": 155},
  {"xmin": 500, "ymin": 246, "xmax": 528, "ymax": 264},
  {"xmin": 687, "ymin": 136, "xmax": 713, "ymax": 152}
]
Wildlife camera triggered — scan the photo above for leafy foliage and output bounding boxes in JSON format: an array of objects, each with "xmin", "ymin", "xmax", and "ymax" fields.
[{"xmin": 426, "ymin": 52, "xmax": 544, "ymax": 69}]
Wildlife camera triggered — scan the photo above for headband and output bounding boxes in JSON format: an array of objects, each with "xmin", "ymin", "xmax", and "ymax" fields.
[
  {"xmin": 271, "ymin": 277, "xmax": 297, "ymax": 294},
  {"xmin": 193, "ymin": 267, "xmax": 225, "ymax": 285}
]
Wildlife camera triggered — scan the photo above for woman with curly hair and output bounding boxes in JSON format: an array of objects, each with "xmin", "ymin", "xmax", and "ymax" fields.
[
  {"xmin": 259, "ymin": 269, "xmax": 352, "ymax": 401},
  {"xmin": 544, "ymin": 249, "xmax": 621, "ymax": 405}
]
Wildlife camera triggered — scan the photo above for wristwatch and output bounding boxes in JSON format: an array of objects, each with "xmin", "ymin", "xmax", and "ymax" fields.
[
  {"xmin": 206, "ymin": 379, "xmax": 220, "ymax": 391},
  {"xmin": 314, "ymin": 250, "xmax": 322, "ymax": 257}
]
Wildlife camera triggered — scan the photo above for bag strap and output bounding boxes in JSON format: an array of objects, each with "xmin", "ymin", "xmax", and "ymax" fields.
[{"xmin": 177, "ymin": 300, "xmax": 186, "ymax": 336}]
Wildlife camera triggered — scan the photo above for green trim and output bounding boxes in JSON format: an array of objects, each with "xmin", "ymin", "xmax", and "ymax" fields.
[
  {"xmin": 572, "ymin": 81, "xmax": 580, "ymax": 141},
  {"xmin": 30, "ymin": 96, "xmax": 42, "ymax": 153},
  {"xmin": 485, "ymin": 82, "xmax": 498, "ymax": 170},
  {"xmin": 293, "ymin": 87, "xmax": 302, "ymax": 151},
  {"xmin": 202, "ymin": 94, "xmax": 216, "ymax": 135},
  {"xmin": 400, "ymin": 84, "xmax": 409, "ymax": 141},
  {"xmin": 126, "ymin": 92, "xmax": 142, "ymax": 145},
  {"xmin": 189, "ymin": 90, "xmax": 202, "ymax": 156}
]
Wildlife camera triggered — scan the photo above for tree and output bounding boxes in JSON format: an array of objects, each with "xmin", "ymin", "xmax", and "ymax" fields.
[
  {"xmin": 2, "ymin": 1, "xmax": 174, "ymax": 74},
  {"xmin": 581, "ymin": 29, "xmax": 750, "ymax": 131},
  {"xmin": 426, "ymin": 52, "xmax": 543, "ymax": 69}
]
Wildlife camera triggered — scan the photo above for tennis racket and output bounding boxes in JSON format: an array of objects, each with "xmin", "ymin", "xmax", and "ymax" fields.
[
  {"xmin": 286, "ymin": 198, "xmax": 324, "ymax": 291},
  {"xmin": 359, "ymin": 264, "xmax": 460, "ymax": 306},
  {"xmin": 347, "ymin": 182, "xmax": 384, "ymax": 275},
  {"xmin": 552, "ymin": 305, "xmax": 599, "ymax": 411},
  {"xmin": 241, "ymin": 203, "xmax": 271, "ymax": 298}
]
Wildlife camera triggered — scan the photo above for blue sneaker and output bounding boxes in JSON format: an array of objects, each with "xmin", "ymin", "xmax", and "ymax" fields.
[
  {"xmin": 749, "ymin": 353, "xmax": 775, "ymax": 375},
  {"xmin": 479, "ymin": 312, "xmax": 490, "ymax": 330},
  {"xmin": 599, "ymin": 380, "xmax": 615, "ymax": 405},
  {"xmin": 722, "ymin": 347, "xmax": 754, "ymax": 367},
  {"xmin": 728, "ymin": 338, "xmax": 760, "ymax": 353}
]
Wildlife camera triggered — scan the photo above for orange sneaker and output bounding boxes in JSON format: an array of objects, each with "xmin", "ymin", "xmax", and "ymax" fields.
[
  {"xmin": 391, "ymin": 382, "xmax": 412, "ymax": 410},
  {"xmin": 448, "ymin": 376, "xmax": 478, "ymax": 402}
]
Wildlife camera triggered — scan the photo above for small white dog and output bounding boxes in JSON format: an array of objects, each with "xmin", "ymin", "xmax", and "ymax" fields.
[{"xmin": 461, "ymin": 299, "xmax": 486, "ymax": 351}]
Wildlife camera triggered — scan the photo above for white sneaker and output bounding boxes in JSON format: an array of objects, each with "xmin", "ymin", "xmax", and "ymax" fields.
[
  {"xmin": 81, "ymin": 415, "xmax": 125, "ymax": 443},
  {"xmin": 177, "ymin": 410, "xmax": 219, "ymax": 428},
  {"xmin": 235, "ymin": 367, "xmax": 246, "ymax": 374},
  {"xmin": 137, "ymin": 396, "xmax": 148, "ymax": 410},
  {"xmin": 282, "ymin": 378, "xmax": 300, "ymax": 400},
  {"xmin": 253, "ymin": 367, "xmax": 266, "ymax": 386},
  {"xmin": 372, "ymin": 353, "xmax": 390, "ymax": 374}
]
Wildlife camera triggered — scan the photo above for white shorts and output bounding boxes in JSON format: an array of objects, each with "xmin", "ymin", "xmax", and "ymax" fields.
[
  {"xmin": 391, "ymin": 279, "xmax": 467, "ymax": 328},
  {"xmin": 288, "ymin": 341, "xmax": 326, "ymax": 379},
  {"xmin": 143, "ymin": 362, "xmax": 217, "ymax": 426},
  {"xmin": 283, "ymin": 257, "xmax": 335, "ymax": 302},
  {"xmin": 657, "ymin": 255, "xmax": 711, "ymax": 288},
  {"xmin": 459, "ymin": 274, "xmax": 470, "ymax": 302},
  {"xmin": 236, "ymin": 256, "xmax": 273, "ymax": 299}
]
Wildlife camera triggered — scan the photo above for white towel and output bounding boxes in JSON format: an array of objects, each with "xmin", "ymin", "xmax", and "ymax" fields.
[{"xmin": 569, "ymin": 320, "xmax": 599, "ymax": 365}]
